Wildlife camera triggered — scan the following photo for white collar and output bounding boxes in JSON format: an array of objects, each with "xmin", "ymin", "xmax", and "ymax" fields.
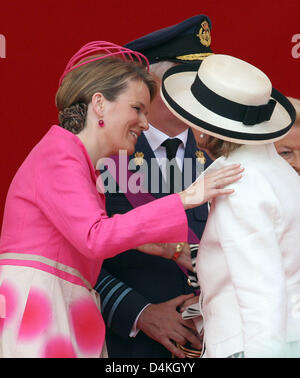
[
  {"xmin": 143, "ymin": 124, "xmax": 188, "ymax": 152},
  {"xmin": 229, "ymin": 143, "xmax": 278, "ymax": 160}
]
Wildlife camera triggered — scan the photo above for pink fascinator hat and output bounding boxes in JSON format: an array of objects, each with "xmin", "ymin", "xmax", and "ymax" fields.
[{"xmin": 58, "ymin": 41, "xmax": 150, "ymax": 87}]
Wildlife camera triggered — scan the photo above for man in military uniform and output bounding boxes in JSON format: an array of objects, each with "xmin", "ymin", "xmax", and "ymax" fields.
[{"xmin": 95, "ymin": 15, "xmax": 213, "ymax": 358}]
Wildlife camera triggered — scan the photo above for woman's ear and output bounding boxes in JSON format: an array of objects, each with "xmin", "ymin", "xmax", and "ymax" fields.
[{"xmin": 91, "ymin": 92, "xmax": 105, "ymax": 118}]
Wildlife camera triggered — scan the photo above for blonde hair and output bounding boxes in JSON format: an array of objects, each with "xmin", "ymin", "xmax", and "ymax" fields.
[
  {"xmin": 204, "ymin": 135, "xmax": 242, "ymax": 158},
  {"xmin": 55, "ymin": 56, "xmax": 157, "ymax": 134}
]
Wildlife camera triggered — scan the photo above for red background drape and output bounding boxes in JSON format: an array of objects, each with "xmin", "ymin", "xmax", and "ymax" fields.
[{"xmin": 0, "ymin": 0, "xmax": 299, "ymax": 222}]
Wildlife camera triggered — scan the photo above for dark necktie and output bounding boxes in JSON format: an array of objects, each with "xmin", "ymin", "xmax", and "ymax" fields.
[{"xmin": 161, "ymin": 138, "xmax": 182, "ymax": 193}]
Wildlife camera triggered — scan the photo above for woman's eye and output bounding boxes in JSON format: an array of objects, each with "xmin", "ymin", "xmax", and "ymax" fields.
[
  {"xmin": 280, "ymin": 151, "xmax": 292, "ymax": 158},
  {"xmin": 133, "ymin": 106, "xmax": 141, "ymax": 113}
]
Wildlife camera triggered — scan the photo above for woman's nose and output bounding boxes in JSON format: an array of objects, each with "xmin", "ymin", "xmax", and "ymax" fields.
[{"xmin": 139, "ymin": 114, "xmax": 149, "ymax": 131}]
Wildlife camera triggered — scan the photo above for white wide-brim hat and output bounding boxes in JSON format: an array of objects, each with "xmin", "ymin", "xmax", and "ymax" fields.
[{"xmin": 161, "ymin": 54, "xmax": 296, "ymax": 144}]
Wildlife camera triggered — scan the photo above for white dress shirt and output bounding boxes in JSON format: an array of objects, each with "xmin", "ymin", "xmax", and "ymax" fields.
[
  {"xmin": 143, "ymin": 124, "xmax": 188, "ymax": 178},
  {"xmin": 130, "ymin": 125, "xmax": 189, "ymax": 337}
]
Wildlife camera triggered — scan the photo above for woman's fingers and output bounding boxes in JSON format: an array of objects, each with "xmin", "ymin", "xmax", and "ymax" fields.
[
  {"xmin": 206, "ymin": 164, "xmax": 244, "ymax": 189},
  {"xmin": 207, "ymin": 164, "xmax": 244, "ymax": 180},
  {"xmin": 179, "ymin": 164, "xmax": 244, "ymax": 209},
  {"xmin": 204, "ymin": 166, "xmax": 243, "ymax": 200},
  {"xmin": 213, "ymin": 172, "xmax": 243, "ymax": 189}
]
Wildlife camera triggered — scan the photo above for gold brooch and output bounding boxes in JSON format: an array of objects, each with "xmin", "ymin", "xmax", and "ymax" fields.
[
  {"xmin": 196, "ymin": 20, "xmax": 211, "ymax": 47},
  {"xmin": 196, "ymin": 150, "xmax": 206, "ymax": 165},
  {"xmin": 134, "ymin": 152, "xmax": 144, "ymax": 166}
]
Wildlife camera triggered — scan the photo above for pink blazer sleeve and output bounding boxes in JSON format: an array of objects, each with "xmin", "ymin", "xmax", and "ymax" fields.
[{"xmin": 35, "ymin": 141, "xmax": 188, "ymax": 260}]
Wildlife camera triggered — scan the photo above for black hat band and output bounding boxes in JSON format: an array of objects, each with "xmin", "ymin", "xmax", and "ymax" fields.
[
  {"xmin": 191, "ymin": 75, "xmax": 277, "ymax": 126},
  {"xmin": 161, "ymin": 83, "xmax": 293, "ymax": 141}
]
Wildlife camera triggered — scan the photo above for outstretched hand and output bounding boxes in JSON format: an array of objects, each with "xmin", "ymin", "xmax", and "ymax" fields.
[{"xmin": 180, "ymin": 163, "xmax": 244, "ymax": 209}]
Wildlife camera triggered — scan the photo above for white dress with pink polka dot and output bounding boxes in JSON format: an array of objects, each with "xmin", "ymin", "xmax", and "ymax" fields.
[{"xmin": 0, "ymin": 264, "xmax": 107, "ymax": 357}]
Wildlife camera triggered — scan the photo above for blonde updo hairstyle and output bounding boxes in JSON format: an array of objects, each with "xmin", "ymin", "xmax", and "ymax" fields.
[
  {"xmin": 56, "ymin": 56, "xmax": 157, "ymax": 134},
  {"xmin": 204, "ymin": 136, "xmax": 242, "ymax": 158}
]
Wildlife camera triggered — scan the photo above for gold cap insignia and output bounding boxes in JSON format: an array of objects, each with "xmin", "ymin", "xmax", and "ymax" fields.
[
  {"xmin": 196, "ymin": 150, "xmax": 206, "ymax": 165},
  {"xmin": 176, "ymin": 52, "xmax": 213, "ymax": 61},
  {"xmin": 134, "ymin": 152, "xmax": 144, "ymax": 166},
  {"xmin": 196, "ymin": 20, "xmax": 211, "ymax": 47}
]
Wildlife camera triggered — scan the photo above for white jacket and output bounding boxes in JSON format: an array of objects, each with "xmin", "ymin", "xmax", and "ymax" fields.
[{"xmin": 196, "ymin": 143, "xmax": 300, "ymax": 358}]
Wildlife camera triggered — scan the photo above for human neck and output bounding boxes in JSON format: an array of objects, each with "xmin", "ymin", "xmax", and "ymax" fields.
[
  {"xmin": 76, "ymin": 125, "xmax": 111, "ymax": 168},
  {"xmin": 148, "ymin": 119, "xmax": 189, "ymax": 137}
]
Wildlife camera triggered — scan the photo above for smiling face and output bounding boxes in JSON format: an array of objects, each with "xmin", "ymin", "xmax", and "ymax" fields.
[
  {"xmin": 148, "ymin": 64, "xmax": 189, "ymax": 137},
  {"xmin": 101, "ymin": 79, "xmax": 151, "ymax": 155},
  {"xmin": 275, "ymin": 122, "xmax": 300, "ymax": 175}
]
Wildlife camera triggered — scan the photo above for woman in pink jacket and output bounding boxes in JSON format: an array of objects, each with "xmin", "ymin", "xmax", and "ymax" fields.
[{"xmin": 0, "ymin": 42, "xmax": 242, "ymax": 357}]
